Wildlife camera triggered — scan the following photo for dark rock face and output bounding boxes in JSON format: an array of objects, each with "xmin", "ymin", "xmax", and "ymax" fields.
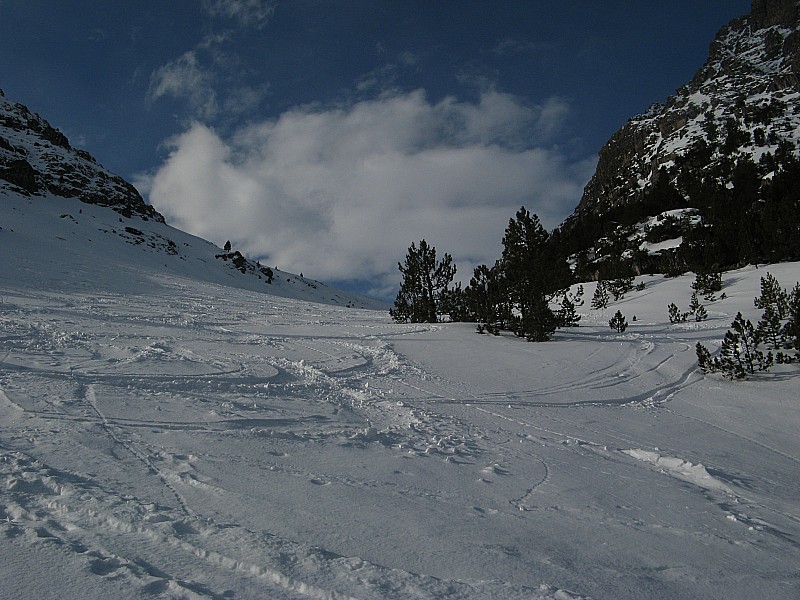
[
  {"xmin": 0, "ymin": 158, "xmax": 38, "ymax": 194},
  {"xmin": 570, "ymin": 0, "xmax": 800, "ymax": 222},
  {"xmin": 752, "ymin": 0, "xmax": 800, "ymax": 28},
  {"xmin": 0, "ymin": 89, "xmax": 164, "ymax": 223}
]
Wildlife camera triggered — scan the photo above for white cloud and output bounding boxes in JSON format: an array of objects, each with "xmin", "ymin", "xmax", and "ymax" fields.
[
  {"xmin": 201, "ymin": 0, "xmax": 276, "ymax": 29},
  {"xmin": 148, "ymin": 51, "xmax": 218, "ymax": 120},
  {"xmin": 146, "ymin": 90, "xmax": 595, "ymax": 296},
  {"xmin": 147, "ymin": 32, "xmax": 268, "ymax": 121}
]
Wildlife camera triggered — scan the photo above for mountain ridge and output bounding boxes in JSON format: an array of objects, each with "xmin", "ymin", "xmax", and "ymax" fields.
[
  {"xmin": 553, "ymin": 0, "xmax": 800, "ymax": 279},
  {"xmin": 0, "ymin": 88, "xmax": 163, "ymax": 223},
  {"xmin": 570, "ymin": 0, "xmax": 800, "ymax": 221}
]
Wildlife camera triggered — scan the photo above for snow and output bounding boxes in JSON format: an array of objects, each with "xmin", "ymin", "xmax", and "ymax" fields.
[{"xmin": 2, "ymin": 189, "xmax": 800, "ymax": 599}]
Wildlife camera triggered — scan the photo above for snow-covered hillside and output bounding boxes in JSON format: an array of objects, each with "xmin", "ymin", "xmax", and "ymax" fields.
[{"xmin": 2, "ymin": 179, "xmax": 799, "ymax": 597}]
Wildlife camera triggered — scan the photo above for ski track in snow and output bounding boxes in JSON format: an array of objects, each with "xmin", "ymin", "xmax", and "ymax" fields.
[{"xmin": 1, "ymin": 264, "xmax": 800, "ymax": 598}]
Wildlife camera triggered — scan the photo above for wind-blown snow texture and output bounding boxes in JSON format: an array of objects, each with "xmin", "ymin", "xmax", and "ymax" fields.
[{"xmin": 2, "ymin": 182, "xmax": 799, "ymax": 598}]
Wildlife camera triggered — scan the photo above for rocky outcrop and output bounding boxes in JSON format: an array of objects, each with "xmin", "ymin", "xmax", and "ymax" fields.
[
  {"xmin": 570, "ymin": 0, "xmax": 800, "ymax": 222},
  {"xmin": 751, "ymin": 0, "xmax": 800, "ymax": 28},
  {"xmin": 0, "ymin": 158, "xmax": 38, "ymax": 194},
  {"xmin": 0, "ymin": 89, "xmax": 164, "ymax": 223}
]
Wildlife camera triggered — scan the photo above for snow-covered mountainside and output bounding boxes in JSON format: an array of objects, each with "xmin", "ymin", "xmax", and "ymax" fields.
[
  {"xmin": 571, "ymin": 0, "xmax": 800, "ymax": 220},
  {"xmin": 0, "ymin": 89, "xmax": 382, "ymax": 310}
]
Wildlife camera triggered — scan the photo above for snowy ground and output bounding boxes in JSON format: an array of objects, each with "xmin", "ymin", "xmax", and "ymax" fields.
[{"xmin": 1, "ymin": 192, "xmax": 799, "ymax": 599}]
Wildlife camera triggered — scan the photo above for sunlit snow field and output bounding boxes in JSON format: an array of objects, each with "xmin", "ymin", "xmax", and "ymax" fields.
[{"xmin": 1, "ymin": 191, "xmax": 799, "ymax": 599}]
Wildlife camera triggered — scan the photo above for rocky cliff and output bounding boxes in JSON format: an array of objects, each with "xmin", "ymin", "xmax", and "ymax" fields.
[
  {"xmin": 569, "ymin": 0, "xmax": 800, "ymax": 222},
  {"xmin": 0, "ymin": 89, "xmax": 163, "ymax": 222}
]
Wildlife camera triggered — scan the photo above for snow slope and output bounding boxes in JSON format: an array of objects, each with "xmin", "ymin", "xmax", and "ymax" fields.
[{"xmin": 2, "ymin": 190, "xmax": 800, "ymax": 598}]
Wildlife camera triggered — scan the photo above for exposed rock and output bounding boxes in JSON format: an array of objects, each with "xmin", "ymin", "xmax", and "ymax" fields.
[
  {"xmin": 570, "ymin": 0, "xmax": 800, "ymax": 222},
  {"xmin": 0, "ymin": 91, "xmax": 164, "ymax": 223},
  {"xmin": 0, "ymin": 158, "xmax": 38, "ymax": 194},
  {"xmin": 751, "ymin": 0, "xmax": 800, "ymax": 28}
]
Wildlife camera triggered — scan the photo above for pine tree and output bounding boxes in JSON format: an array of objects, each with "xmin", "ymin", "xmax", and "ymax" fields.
[
  {"xmin": 729, "ymin": 312, "xmax": 773, "ymax": 376},
  {"xmin": 696, "ymin": 342, "xmax": 713, "ymax": 373},
  {"xmin": 522, "ymin": 293, "xmax": 558, "ymax": 341},
  {"xmin": 555, "ymin": 285, "xmax": 583, "ymax": 328},
  {"xmin": 689, "ymin": 292, "xmax": 707, "ymax": 322},
  {"xmin": 591, "ymin": 281, "xmax": 609, "ymax": 310},
  {"xmin": 608, "ymin": 276, "xmax": 634, "ymax": 301},
  {"xmin": 757, "ymin": 303, "xmax": 783, "ymax": 349},
  {"xmin": 465, "ymin": 263, "xmax": 504, "ymax": 334},
  {"xmin": 609, "ymin": 310, "xmax": 628, "ymax": 333},
  {"xmin": 390, "ymin": 240, "xmax": 456, "ymax": 323},
  {"xmin": 784, "ymin": 283, "xmax": 800, "ymax": 352},
  {"xmin": 668, "ymin": 302, "xmax": 688, "ymax": 324},
  {"xmin": 699, "ymin": 312, "xmax": 774, "ymax": 379},
  {"xmin": 754, "ymin": 272, "xmax": 788, "ymax": 319},
  {"xmin": 697, "ymin": 311, "xmax": 780, "ymax": 379},
  {"xmin": 716, "ymin": 328, "xmax": 748, "ymax": 380},
  {"xmin": 692, "ymin": 271, "xmax": 722, "ymax": 299},
  {"xmin": 500, "ymin": 207, "xmax": 570, "ymax": 341}
]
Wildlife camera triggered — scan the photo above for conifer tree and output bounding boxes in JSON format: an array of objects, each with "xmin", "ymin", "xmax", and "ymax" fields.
[
  {"xmin": 500, "ymin": 207, "xmax": 570, "ymax": 341},
  {"xmin": 555, "ymin": 285, "xmax": 583, "ymax": 328},
  {"xmin": 390, "ymin": 240, "xmax": 456, "ymax": 323},
  {"xmin": 689, "ymin": 292, "xmax": 708, "ymax": 322},
  {"xmin": 754, "ymin": 273, "xmax": 788, "ymax": 319},
  {"xmin": 609, "ymin": 310, "xmax": 628, "ymax": 333},
  {"xmin": 757, "ymin": 302, "xmax": 784, "ymax": 350},
  {"xmin": 668, "ymin": 302, "xmax": 689, "ymax": 323},
  {"xmin": 697, "ymin": 312, "xmax": 773, "ymax": 379},
  {"xmin": 591, "ymin": 281, "xmax": 609, "ymax": 310},
  {"xmin": 784, "ymin": 283, "xmax": 800, "ymax": 353},
  {"xmin": 523, "ymin": 293, "xmax": 558, "ymax": 341},
  {"xmin": 465, "ymin": 263, "xmax": 504, "ymax": 334},
  {"xmin": 692, "ymin": 271, "xmax": 723, "ymax": 299},
  {"xmin": 608, "ymin": 276, "xmax": 635, "ymax": 301},
  {"xmin": 775, "ymin": 283, "xmax": 800, "ymax": 362}
]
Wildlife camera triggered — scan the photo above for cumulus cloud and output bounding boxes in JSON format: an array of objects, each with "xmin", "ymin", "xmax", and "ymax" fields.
[
  {"xmin": 145, "ymin": 90, "xmax": 594, "ymax": 297},
  {"xmin": 201, "ymin": 0, "xmax": 276, "ymax": 29}
]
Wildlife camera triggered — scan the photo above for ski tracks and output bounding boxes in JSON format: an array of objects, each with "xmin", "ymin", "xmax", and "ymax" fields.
[
  {"xmin": 81, "ymin": 383, "xmax": 194, "ymax": 517},
  {"xmin": 0, "ymin": 447, "xmax": 554, "ymax": 600}
]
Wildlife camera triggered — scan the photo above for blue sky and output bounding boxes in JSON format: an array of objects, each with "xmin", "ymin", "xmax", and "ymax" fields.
[{"xmin": 1, "ymin": 0, "xmax": 751, "ymax": 297}]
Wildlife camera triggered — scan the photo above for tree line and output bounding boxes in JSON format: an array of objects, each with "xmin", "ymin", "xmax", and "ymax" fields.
[{"xmin": 390, "ymin": 207, "xmax": 580, "ymax": 342}]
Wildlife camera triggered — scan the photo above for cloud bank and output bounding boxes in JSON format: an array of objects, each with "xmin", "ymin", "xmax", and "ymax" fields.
[{"xmin": 144, "ymin": 90, "xmax": 594, "ymax": 297}]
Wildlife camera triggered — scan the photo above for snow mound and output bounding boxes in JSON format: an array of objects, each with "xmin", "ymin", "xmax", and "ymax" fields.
[{"xmin": 623, "ymin": 448, "xmax": 733, "ymax": 493}]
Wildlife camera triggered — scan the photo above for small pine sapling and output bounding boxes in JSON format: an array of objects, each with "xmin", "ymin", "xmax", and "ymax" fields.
[
  {"xmin": 730, "ymin": 312, "xmax": 773, "ymax": 376},
  {"xmin": 668, "ymin": 302, "xmax": 689, "ymax": 324},
  {"xmin": 555, "ymin": 285, "xmax": 583, "ymax": 327},
  {"xmin": 608, "ymin": 276, "xmax": 635, "ymax": 301},
  {"xmin": 609, "ymin": 310, "xmax": 628, "ymax": 333},
  {"xmin": 696, "ymin": 342, "xmax": 713, "ymax": 373},
  {"xmin": 591, "ymin": 281, "xmax": 609, "ymax": 310},
  {"xmin": 692, "ymin": 271, "xmax": 723, "ymax": 300},
  {"xmin": 689, "ymin": 292, "xmax": 707, "ymax": 322}
]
